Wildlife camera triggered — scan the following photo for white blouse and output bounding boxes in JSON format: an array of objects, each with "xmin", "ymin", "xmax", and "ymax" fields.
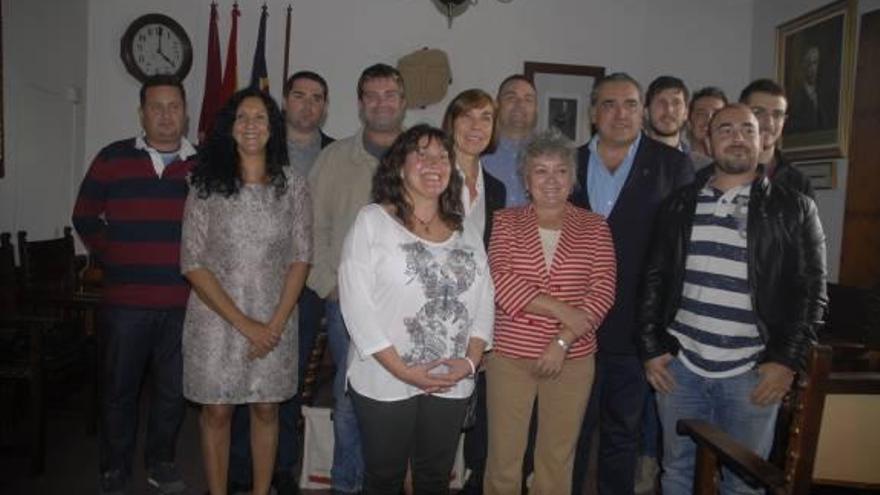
[
  {"xmin": 338, "ymin": 204, "xmax": 495, "ymax": 401},
  {"xmin": 459, "ymin": 162, "xmax": 487, "ymax": 239}
]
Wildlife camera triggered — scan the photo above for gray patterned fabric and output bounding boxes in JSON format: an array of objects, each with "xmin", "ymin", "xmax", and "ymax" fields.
[{"xmin": 180, "ymin": 173, "xmax": 312, "ymax": 404}]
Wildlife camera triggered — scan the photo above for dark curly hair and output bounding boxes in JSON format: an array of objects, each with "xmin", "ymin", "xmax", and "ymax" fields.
[
  {"xmin": 191, "ymin": 88, "xmax": 289, "ymax": 198},
  {"xmin": 371, "ymin": 124, "xmax": 463, "ymax": 232}
]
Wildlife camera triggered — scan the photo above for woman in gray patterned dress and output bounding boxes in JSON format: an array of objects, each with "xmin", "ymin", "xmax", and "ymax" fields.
[{"xmin": 181, "ymin": 88, "xmax": 311, "ymax": 495}]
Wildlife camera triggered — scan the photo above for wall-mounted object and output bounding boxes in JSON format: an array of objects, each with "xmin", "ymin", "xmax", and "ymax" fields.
[
  {"xmin": 776, "ymin": 0, "xmax": 857, "ymax": 160},
  {"xmin": 120, "ymin": 13, "xmax": 193, "ymax": 83},
  {"xmin": 795, "ymin": 159, "xmax": 837, "ymax": 190},
  {"xmin": 398, "ymin": 48, "xmax": 451, "ymax": 109},
  {"xmin": 524, "ymin": 62, "xmax": 605, "ymax": 147},
  {"xmin": 431, "ymin": 0, "xmax": 515, "ymax": 28}
]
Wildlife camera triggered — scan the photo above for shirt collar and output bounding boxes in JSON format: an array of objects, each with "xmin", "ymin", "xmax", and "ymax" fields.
[
  {"xmin": 287, "ymin": 131, "xmax": 321, "ymax": 152},
  {"xmin": 135, "ymin": 136, "xmax": 196, "ymax": 177},
  {"xmin": 588, "ymin": 132, "xmax": 642, "ymax": 168},
  {"xmin": 135, "ymin": 136, "xmax": 197, "ymax": 158}
]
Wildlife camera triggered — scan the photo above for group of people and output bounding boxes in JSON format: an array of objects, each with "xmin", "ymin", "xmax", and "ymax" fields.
[{"xmin": 74, "ymin": 60, "xmax": 826, "ymax": 495}]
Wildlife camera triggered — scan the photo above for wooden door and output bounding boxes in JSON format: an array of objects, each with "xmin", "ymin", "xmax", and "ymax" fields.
[{"xmin": 839, "ymin": 9, "xmax": 880, "ymax": 288}]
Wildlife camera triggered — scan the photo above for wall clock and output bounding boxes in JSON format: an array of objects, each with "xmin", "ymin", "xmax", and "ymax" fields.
[{"xmin": 120, "ymin": 13, "xmax": 193, "ymax": 82}]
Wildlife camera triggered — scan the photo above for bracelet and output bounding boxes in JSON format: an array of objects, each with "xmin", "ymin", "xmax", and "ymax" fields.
[
  {"xmin": 555, "ymin": 337, "xmax": 570, "ymax": 352},
  {"xmin": 464, "ymin": 356, "xmax": 477, "ymax": 377}
]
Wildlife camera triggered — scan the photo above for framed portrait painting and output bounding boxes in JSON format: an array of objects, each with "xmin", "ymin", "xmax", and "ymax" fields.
[
  {"xmin": 776, "ymin": 0, "xmax": 857, "ymax": 159},
  {"xmin": 524, "ymin": 62, "xmax": 605, "ymax": 147}
]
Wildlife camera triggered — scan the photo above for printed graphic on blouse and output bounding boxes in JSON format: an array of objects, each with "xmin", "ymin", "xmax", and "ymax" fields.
[{"xmin": 400, "ymin": 241, "xmax": 477, "ymax": 365}]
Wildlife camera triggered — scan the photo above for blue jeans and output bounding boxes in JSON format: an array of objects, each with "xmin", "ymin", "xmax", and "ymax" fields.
[
  {"xmin": 229, "ymin": 288, "xmax": 325, "ymax": 485},
  {"xmin": 656, "ymin": 357, "xmax": 779, "ymax": 495},
  {"xmin": 326, "ymin": 300, "xmax": 363, "ymax": 493},
  {"xmin": 99, "ymin": 307, "xmax": 185, "ymax": 476}
]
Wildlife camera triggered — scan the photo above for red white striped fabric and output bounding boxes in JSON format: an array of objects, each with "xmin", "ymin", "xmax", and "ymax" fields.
[{"xmin": 488, "ymin": 203, "xmax": 617, "ymax": 359}]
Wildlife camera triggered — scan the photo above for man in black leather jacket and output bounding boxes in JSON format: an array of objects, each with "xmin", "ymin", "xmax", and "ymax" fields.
[{"xmin": 637, "ymin": 104, "xmax": 827, "ymax": 495}]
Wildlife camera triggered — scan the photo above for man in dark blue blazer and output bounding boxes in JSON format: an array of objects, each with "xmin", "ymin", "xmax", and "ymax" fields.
[{"xmin": 570, "ymin": 73, "xmax": 694, "ymax": 495}]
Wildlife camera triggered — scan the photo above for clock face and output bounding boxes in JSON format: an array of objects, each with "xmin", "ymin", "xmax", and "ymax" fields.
[
  {"xmin": 131, "ymin": 23, "xmax": 186, "ymax": 76},
  {"xmin": 121, "ymin": 14, "xmax": 193, "ymax": 82}
]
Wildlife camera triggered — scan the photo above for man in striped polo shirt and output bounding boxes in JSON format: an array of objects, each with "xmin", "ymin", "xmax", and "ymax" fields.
[
  {"xmin": 73, "ymin": 75, "xmax": 195, "ymax": 495},
  {"xmin": 638, "ymin": 103, "xmax": 827, "ymax": 495}
]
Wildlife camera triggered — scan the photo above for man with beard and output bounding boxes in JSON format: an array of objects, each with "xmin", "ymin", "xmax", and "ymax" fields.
[
  {"xmin": 737, "ymin": 79, "xmax": 814, "ymax": 199},
  {"xmin": 638, "ymin": 103, "xmax": 827, "ymax": 495},
  {"xmin": 645, "ymin": 76, "xmax": 690, "ymax": 152},
  {"xmin": 308, "ymin": 63, "xmax": 407, "ymax": 495},
  {"xmin": 483, "ymin": 74, "xmax": 538, "ymax": 207},
  {"xmin": 571, "ymin": 73, "xmax": 693, "ymax": 495}
]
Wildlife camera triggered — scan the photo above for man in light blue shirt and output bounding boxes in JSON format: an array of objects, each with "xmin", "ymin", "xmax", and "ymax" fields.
[
  {"xmin": 482, "ymin": 75, "xmax": 537, "ymax": 207},
  {"xmin": 572, "ymin": 73, "xmax": 694, "ymax": 495},
  {"xmin": 586, "ymin": 131, "xmax": 641, "ymax": 217}
]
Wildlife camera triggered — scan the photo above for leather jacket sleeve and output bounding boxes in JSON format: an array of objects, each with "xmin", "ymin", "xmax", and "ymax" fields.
[
  {"xmin": 763, "ymin": 197, "xmax": 827, "ymax": 372},
  {"xmin": 637, "ymin": 195, "xmax": 681, "ymax": 361}
]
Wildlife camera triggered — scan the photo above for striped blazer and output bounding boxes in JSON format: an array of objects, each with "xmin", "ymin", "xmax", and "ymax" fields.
[{"xmin": 488, "ymin": 203, "xmax": 617, "ymax": 359}]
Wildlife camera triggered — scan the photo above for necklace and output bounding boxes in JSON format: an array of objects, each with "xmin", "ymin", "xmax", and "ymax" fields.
[{"xmin": 412, "ymin": 210, "xmax": 438, "ymax": 232}]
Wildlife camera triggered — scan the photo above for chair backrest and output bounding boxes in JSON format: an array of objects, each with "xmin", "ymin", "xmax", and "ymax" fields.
[
  {"xmin": 778, "ymin": 345, "xmax": 880, "ymax": 493},
  {"xmin": 0, "ymin": 232, "xmax": 17, "ymax": 312},
  {"xmin": 680, "ymin": 344, "xmax": 880, "ymax": 495},
  {"xmin": 17, "ymin": 227, "xmax": 77, "ymax": 296}
]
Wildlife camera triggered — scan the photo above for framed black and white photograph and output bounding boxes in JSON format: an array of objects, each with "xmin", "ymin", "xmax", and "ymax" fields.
[
  {"xmin": 524, "ymin": 62, "xmax": 605, "ymax": 146},
  {"xmin": 547, "ymin": 96, "xmax": 579, "ymax": 141},
  {"xmin": 776, "ymin": 0, "xmax": 857, "ymax": 159}
]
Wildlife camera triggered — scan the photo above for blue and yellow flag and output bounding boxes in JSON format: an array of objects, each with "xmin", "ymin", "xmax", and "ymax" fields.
[{"xmin": 249, "ymin": 5, "xmax": 269, "ymax": 92}]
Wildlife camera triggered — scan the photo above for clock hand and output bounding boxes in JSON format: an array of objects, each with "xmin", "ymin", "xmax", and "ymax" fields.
[{"xmin": 158, "ymin": 51, "xmax": 174, "ymax": 66}]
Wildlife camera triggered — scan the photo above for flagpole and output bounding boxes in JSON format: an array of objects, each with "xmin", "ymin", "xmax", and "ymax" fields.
[
  {"xmin": 197, "ymin": 2, "xmax": 222, "ymax": 143},
  {"xmin": 283, "ymin": 4, "xmax": 292, "ymax": 89}
]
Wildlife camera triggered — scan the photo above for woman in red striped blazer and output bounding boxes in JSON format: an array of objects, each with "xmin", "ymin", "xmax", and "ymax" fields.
[{"xmin": 483, "ymin": 129, "xmax": 617, "ymax": 495}]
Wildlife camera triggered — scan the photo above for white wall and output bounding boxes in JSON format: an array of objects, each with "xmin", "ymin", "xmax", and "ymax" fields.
[
  {"xmin": 83, "ymin": 0, "xmax": 756, "ymax": 156},
  {"xmin": 0, "ymin": 0, "xmax": 87, "ymax": 242},
  {"xmin": 750, "ymin": 0, "xmax": 880, "ymax": 282},
  {"xmin": 6, "ymin": 0, "xmax": 758, "ymax": 242}
]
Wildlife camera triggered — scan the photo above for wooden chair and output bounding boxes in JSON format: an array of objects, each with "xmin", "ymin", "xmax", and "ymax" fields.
[
  {"xmin": 17, "ymin": 227, "xmax": 77, "ymax": 301},
  {"xmin": 0, "ymin": 313, "xmax": 59, "ymax": 475},
  {"xmin": 1, "ymin": 230, "xmax": 90, "ymax": 473},
  {"xmin": 678, "ymin": 345, "xmax": 880, "ymax": 494},
  {"xmin": 0, "ymin": 232, "xmax": 18, "ymax": 312},
  {"xmin": 0, "ymin": 232, "xmax": 67, "ymax": 475}
]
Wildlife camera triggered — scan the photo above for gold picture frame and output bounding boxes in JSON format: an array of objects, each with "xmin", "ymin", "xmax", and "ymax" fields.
[{"xmin": 776, "ymin": 0, "xmax": 857, "ymax": 160}]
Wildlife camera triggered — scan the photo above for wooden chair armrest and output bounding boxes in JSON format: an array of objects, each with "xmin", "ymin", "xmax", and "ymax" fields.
[{"xmin": 677, "ymin": 419, "xmax": 788, "ymax": 492}]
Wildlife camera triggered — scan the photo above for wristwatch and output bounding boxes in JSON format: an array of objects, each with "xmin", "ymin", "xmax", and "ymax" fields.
[{"xmin": 555, "ymin": 337, "xmax": 570, "ymax": 352}]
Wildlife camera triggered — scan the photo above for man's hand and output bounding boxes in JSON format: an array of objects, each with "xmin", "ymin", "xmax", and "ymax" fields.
[
  {"xmin": 326, "ymin": 286, "xmax": 339, "ymax": 302},
  {"xmin": 751, "ymin": 362, "xmax": 795, "ymax": 406},
  {"xmin": 645, "ymin": 353, "xmax": 676, "ymax": 393}
]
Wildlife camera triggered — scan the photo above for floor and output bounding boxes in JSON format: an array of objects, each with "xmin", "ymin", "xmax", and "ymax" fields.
[
  {"xmin": 0, "ymin": 353, "xmax": 597, "ymax": 495},
  {"xmin": 0, "ymin": 359, "xmax": 336, "ymax": 495}
]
